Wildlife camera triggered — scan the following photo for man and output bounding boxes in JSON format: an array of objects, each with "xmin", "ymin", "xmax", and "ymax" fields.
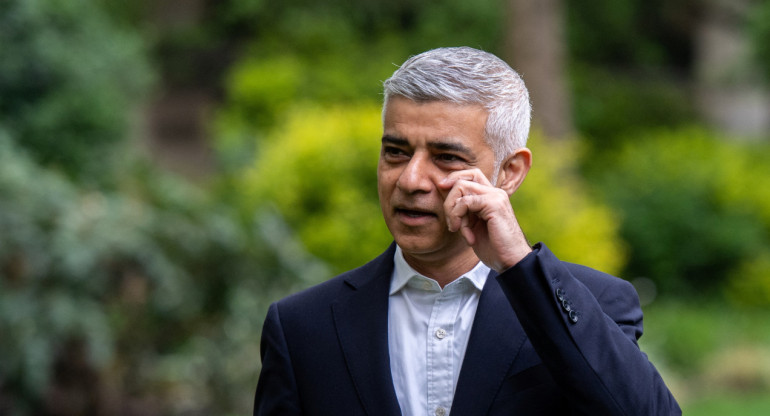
[{"xmin": 254, "ymin": 47, "xmax": 681, "ymax": 415}]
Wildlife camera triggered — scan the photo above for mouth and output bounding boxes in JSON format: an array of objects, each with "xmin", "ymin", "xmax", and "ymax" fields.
[{"xmin": 394, "ymin": 207, "xmax": 438, "ymax": 222}]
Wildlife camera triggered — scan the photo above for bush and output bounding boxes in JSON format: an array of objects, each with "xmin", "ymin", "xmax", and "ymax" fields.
[
  {"xmin": 571, "ymin": 65, "xmax": 696, "ymax": 151},
  {"xmin": 595, "ymin": 127, "xmax": 770, "ymax": 299},
  {"xmin": 750, "ymin": 0, "xmax": 770, "ymax": 84},
  {"xmin": 237, "ymin": 103, "xmax": 627, "ymax": 276},
  {"xmin": 0, "ymin": 134, "xmax": 323, "ymax": 415},
  {"xmin": 0, "ymin": 0, "xmax": 153, "ymax": 181},
  {"xmin": 238, "ymin": 103, "xmax": 390, "ymax": 274},
  {"xmin": 641, "ymin": 298, "xmax": 770, "ymax": 377},
  {"xmin": 212, "ymin": 34, "xmax": 410, "ymax": 174},
  {"xmin": 726, "ymin": 249, "xmax": 770, "ymax": 308},
  {"xmin": 515, "ymin": 135, "xmax": 627, "ymax": 275}
]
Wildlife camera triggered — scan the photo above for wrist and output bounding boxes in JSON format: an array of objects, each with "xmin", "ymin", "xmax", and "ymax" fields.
[{"xmin": 494, "ymin": 245, "xmax": 533, "ymax": 273}]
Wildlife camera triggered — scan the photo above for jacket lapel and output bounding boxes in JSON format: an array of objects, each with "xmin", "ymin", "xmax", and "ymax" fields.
[
  {"xmin": 332, "ymin": 244, "xmax": 402, "ymax": 416},
  {"xmin": 450, "ymin": 271, "xmax": 529, "ymax": 416}
]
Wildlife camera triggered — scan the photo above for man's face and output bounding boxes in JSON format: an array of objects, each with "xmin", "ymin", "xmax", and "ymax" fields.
[{"xmin": 378, "ymin": 96, "xmax": 497, "ymax": 263}]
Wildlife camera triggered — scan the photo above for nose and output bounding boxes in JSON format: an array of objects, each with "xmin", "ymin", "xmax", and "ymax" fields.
[{"xmin": 396, "ymin": 153, "xmax": 434, "ymax": 194}]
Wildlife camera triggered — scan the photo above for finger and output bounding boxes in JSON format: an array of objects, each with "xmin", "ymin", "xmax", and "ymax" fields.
[
  {"xmin": 447, "ymin": 196, "xmax": 476, "ymax": 245},
  {"xmin": 446, "ymin": 196, "xmax": 467, "ymax": 232},
  {"xmin": 463, "ymin": 212, "xmax": 482, "ymax": 244},
  {"xmin": 443, "ymin": 178, "xmax": 497, "ymax": 218},
  {"xmin": 439, "ymin": 168, "xmax": 492, "ymax": 190},
  {"xmin": 451, "ymin": 194, "xmax": 484, "ymax": 217},
  {"xmin": 442, "ymin": 184, "xmax": 463, "ymax": 219},
  {"xmin": 444, "ymin": 180, "xmax": 484, "ymax": 226},
  {"xmin": 443, "ymin": 182, "xmax": 469, "ymax": 229},
  {"xmin": 448, "ymin": 179, "xmax": 498, "ymax": 198},
  {"xmin": 451, "ymin": 191, "xmax": 509, "ymax": 224},
  {"xmin": 447, "ymin": 194, "xmax": 483, "ymax": 232}
]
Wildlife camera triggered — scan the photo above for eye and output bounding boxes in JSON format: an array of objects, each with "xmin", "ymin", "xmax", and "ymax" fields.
[
  {"xmin": 436, "ymin": 153, "xmax": 465, "ymax": 164},
  {"xmin": 382, "ymin": 146, "xmax": 409, "ymax": 161}
]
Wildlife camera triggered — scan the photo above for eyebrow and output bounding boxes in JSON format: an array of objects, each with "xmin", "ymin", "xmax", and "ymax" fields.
[
  {"xmin": 381, "ymin": 135, "xmax": 475, "ymax": 156},
  {"xmin": 430, "ymin": 141, "xmax": 474, "ymax": 155},
  {"xmin": 381, "ymin": 135, "xmax": 408, "ymax": 146}
]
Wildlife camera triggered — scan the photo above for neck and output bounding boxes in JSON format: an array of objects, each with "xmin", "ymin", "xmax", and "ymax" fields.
[{"xmin": 402, "ymin": 247, "xmax": 481, "ymax": 288}]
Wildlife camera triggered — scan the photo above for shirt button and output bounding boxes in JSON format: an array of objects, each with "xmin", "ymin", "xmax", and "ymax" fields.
[
  {"xmin": 435, "ymin": 406, "xmax": 447, "ymax": 416},
  {"xmin": 435, "ymin": 328, "xmax": 447, "ymax": 339}
]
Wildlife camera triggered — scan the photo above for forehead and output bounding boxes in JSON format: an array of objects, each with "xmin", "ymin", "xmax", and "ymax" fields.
[{"xmin": 383, "ymin": 97, "xmax": 488, "ymax": 145}]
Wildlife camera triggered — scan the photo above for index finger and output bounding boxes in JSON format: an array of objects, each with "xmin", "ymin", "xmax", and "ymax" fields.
[{"xmin": 438, "ymin": 168, "xmax": 492, "ymax": 190}]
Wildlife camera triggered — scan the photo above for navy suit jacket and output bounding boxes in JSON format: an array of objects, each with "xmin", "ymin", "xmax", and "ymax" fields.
[{"xmin": 254, "ymin": 243, "xmax": 681, "ymax": 415}]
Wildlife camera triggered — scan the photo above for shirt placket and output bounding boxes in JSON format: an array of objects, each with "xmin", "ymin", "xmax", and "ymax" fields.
[{"xmin": 426, "ymin": 287, "xmax": 462, "ymax": 416}]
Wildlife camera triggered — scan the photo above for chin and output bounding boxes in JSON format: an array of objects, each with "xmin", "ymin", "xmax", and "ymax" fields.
[
  {"xmin": 386, "ymin": 221, "xmax": 462, "ymax": 256},
  {"xmin": 395, "ymin": 233, "xmax": 463, "ymax": 258},
  {"xmin": 390, "ymin": 232, "xmax": 434, "ymax": 252}
]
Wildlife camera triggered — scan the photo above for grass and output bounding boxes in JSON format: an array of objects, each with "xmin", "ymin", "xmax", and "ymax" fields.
[
  {"xmin": 683, "ymin": 393, "xmax": 770, "ymax": 415},
  {"xmin": 637, "ymin": 297, "xmax": 770, "ymax": 413}
]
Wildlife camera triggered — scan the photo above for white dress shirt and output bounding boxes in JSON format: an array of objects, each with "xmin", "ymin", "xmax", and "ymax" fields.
[{"xmin": 388, "ymin": 246, "xmax": 489, "ymax": 416}]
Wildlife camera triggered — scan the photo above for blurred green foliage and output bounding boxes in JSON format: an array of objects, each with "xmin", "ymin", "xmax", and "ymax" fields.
[
  {"xmin": 566, "ymin": 0, "xmax": 700, "ymax": 151},
  {"xmin": 642, "ymin": 298, "xmax": 770, "ymax": 379},
  {"xmin": 212, "ymin": 39, "xmax": 407, "ymax": 175},
  {"xmin": 0, "ymin": 0, "xmax": 153, "ymax": 182},
  {"xmin": 594, "ymin": 128, "xmax": 770, "ymax": 299},
  {"xmin": 515, "ymin": 134, "xmax": 627, "ymax": 275},
  {"xmin": 0, "ymin": 133, "xmax": 326, "ymax": 414},
  {"xmin": 238, "ymin": 103, "xmax": 388, "ymax": 273},
  {"xmin": 571, "ymin": 64, "xmax": 696, "ymax": 149},
  {"xmin": 0, "ymin": 0, "xmax": 324, "ymax": 413},
  {"xmin": 213, "ymin": 42, "xmax": 404, "ymax": 172},
  {"xmin": 750, "ymin": 0, "xmax": 770, "ymax": 84},
  {"xmin": 235, "ymin": 0, "xmax": 505, "ymax": 54},
  {"xmin": 727, "ymin": 252, "xmax": 770, "ymax": 307},
  {"xmin": 567, "ymin": 0, "xmax": 694, "ymax": 69},
  {"xmin": 684, "ymin": 394, "xmax": 770, "ymax": 416}
]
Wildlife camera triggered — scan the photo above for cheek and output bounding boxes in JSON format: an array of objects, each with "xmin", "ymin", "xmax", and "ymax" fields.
[
  {"xmin": 376, "ymin": 174, "xmax": 394, "ymax": 206},
  {"xmin": 436, "ymin": 188, "xmax": 450, "ymax": 207},
  {"xmin": 377, "ymin": 164, "xmax": 399, "ymax": 189}
]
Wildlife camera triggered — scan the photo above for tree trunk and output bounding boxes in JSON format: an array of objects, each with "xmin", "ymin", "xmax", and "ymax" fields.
[{"xmin": 504, "ymin": 0, "xmax": 573, "ymax": 140}]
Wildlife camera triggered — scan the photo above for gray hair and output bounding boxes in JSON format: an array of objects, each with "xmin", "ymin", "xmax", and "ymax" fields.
[{"xmin": 383, "ymin": 47, "xmax": 531, "ymax": 170}]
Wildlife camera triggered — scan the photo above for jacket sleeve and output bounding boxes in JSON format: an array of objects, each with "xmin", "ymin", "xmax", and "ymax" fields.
[
  {"xmin": 254, "ymin": 302, "xmax": 303, "ymax": 416},
  {"xmin": 496, "ymin": 243, "xmax": 681, "ymax": 416}
]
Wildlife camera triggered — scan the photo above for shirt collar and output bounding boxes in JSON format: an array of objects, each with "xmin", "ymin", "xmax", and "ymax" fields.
[{"xmin": 389, "ymin": 245, "xmax": 489, "ymax": 295}]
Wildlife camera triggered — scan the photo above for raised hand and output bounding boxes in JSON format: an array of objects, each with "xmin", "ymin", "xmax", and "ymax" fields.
[{"xmin": 439, "ymin": 168, "xmax": 532, "ymax": 272}]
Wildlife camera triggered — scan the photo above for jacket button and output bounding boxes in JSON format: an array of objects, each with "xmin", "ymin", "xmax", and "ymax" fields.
[
  {"xmin": 569, "ymin": 309, "xmax": 579, "ymax": 323},
  {"xmin": 556, "ymin": 288, "xmax": 565, "ymax": 301}
]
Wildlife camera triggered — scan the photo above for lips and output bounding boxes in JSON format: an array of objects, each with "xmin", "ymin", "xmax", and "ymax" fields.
[
  {"xmin": 396, "ymin": 208, "xmax": 436, "ymax": 218},
  {"xmin": 393, "ymin": 206, "xmax": 439, "ymax": 227},
  {"xmin": 395, "ymin": 206, "xmax": 436, "ymax": 217}
]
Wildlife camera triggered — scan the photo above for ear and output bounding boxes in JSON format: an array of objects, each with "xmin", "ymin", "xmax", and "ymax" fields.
[{"xmin": 496, "ymin": 147, "xmax": 532, "ymax": 196}]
